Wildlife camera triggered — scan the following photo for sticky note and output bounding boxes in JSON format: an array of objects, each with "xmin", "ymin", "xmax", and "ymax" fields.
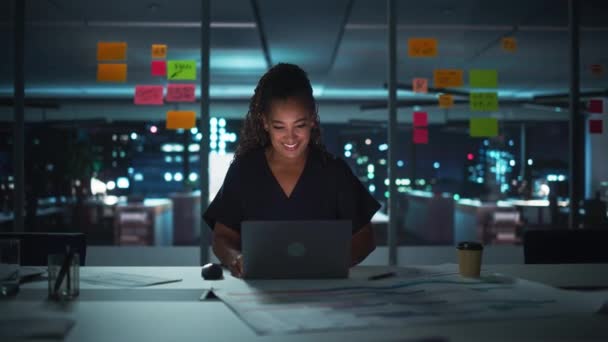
[
  {"xmin": 97, "ymin": 63, "xmax": 127, "ymax": 82},
  {"xmin": 501, "ymin": 37, "xmax": 517, "ymax": 52},
  {"xmin": 152, "ymin": 44, "xmax": 167, "ymax": 59},
  {"xmin": 588, "ymin": 99, "xmax": 604, "ymax": 113},
  {"xmin": 408, "ymin": 38, "xmax": 438, "ymax": 57},
  {"xmin": 433, "ymin": 69, "xmax": 463, "ymax": 88},
  {"xmin": 166, "ymin": 84, "xmax": 196, "ymax": 102},
  {"xmin": 151, "ymin": 60, "xmax": 167, "ymax": 76},
  {"xmin": 166, "ymin": 111, "xmax": 196, "ymax": 129},
  {"xmin": 97, "ymin": 42, "xmax": 127, "ymax": 61},
  {"xmin": 413, "ymin": 112, "xmax": 428, "ymax": 127},
  {"xmin": 412, "ymin": 78, "xmax": 428, "ymax": 93},
  {"xmin": 134, "ymin": 85, "xmax": 164, "ymax": 105},
  {"xmin": 469, "ymin": 69, "xmax": 498, "ymax": 88},
  {"xmin": 470, "ymin": 92, "xmax": 499, "ymax": 111},
  {"xmin": 413, "ymin": 128, "xmax": 428, "ymax": 144},
  {"xmin": 470, "ymin": 118, "xmax": 498, "ymax": 137},
  {"xmin": 438, "ymin": 94, "xmax": 454, "ymax": 108},
  {"xmin": 167, "ymin": 60, "xmax": 197, "ymax": 80},
  {"xmin": 589, "ymin": 120, "xmax": 603, "ymax": 134},
  {"xmin": 590, "ymin": 64, "xmax": 604, "ymax": 76}
]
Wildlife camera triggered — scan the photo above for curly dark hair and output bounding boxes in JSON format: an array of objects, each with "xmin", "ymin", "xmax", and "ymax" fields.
[{"xmin": 234, "ymin": 63, "xmax": 326, "ymax": 160}]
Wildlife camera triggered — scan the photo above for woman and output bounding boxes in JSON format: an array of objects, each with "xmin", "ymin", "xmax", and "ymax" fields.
[{"xmin": 203, "ymin": 63, "xmax": 380, "ymax": 278}]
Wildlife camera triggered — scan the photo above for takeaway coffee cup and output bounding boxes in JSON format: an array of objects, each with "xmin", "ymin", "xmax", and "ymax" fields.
[{"xmin": 456, "ymin": 241, "xmax": 483, "ymax": 278}]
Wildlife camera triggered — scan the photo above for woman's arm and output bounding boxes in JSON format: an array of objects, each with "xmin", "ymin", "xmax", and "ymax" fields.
[
  {"xmin": 212, "ymin": 222, "xmax": 244, "ymax": 277},
  {"xmin": 351, "ymin": 223, "xmax": 376, "ymax": 266}
]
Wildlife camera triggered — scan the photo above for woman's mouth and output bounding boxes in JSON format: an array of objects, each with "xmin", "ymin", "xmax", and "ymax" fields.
[{"xmin": 282, "ymin": 143, "xmax": 298, "ymax": 151}]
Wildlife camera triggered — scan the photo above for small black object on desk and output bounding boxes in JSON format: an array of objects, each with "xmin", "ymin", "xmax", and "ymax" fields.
[{"xmin": 201, "ymin": 263, "xmax": 223, "ymax": 280}]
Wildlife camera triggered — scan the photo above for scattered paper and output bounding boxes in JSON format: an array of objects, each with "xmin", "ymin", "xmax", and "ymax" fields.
[
  {"xmin": 167, "ymin": 60, "xmax": 197, "ymax": 80},
  {"xmin": 97, "ymin": 63, "xmax": 127, "ymax": 82},
  {"xmin": 501, "ymin": 37, "xmax": 517, "ymax": 52},
  {"xmin": 413, "ymin": 112, "xmax": 428, "ymax": 127},
  {"xmin": 469, "ymin": 69, "xmax": 498, "ymax": 88},
  {"xmin": 408, "ymin": 38, "xmax": 438, "ymax": 57},
  {"xmin": 438, "ymin": 94, "xmax": 454, "ymax": 108},
  {"xmin": 97, "ymin": 42, "xmax": 127, "ymax": 61},
  {"xmin": 413, "ymin": 128, "xmax": 428, "ymax": 144},
  {"xmin": 152, "ymin": 44, "xmax": 168, "ymax": 59},
  {"xmin": 81, "ymin": 271, "xmax": 182, "ymax": 287},
  {"xmin": 412, "ymin": 78, "xmax": 428, "ymax": 93},
  {"xmin": 166, "ymin": 110, "xmax": 196, "ymax": 129},
  {"xmin": 470, "ymin": 118, "xmax": 499, "ymax": 137},
  {"xmin": 134, "ymin": 85, "xmax": 164, "ymax": 105},
  {"xmin": 470, "ymin": 92, "xmax": 499, "ymax": 111},
  {"xmin": 433, "ymin": 69, "xmax": 463, "ymax": 88},
  {"xmin": 166, "ymin": 84, "xmax": 196, "ymax": 102}
]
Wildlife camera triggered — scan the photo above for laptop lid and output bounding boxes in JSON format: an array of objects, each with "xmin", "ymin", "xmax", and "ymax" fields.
[{"xmin": 241, "ymin": 220, "xmax": 351, "ymax": 279}]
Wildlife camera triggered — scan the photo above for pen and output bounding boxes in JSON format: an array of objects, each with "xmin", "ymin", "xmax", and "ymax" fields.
[{"xmin": 368, "ymin": 271, "xmax": 396, "ymax": 281}]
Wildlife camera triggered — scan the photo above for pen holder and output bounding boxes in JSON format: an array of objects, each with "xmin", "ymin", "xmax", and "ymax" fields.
[{"xmin": 48, "ymin": 253, "xmax": 80, "ymax": 300}]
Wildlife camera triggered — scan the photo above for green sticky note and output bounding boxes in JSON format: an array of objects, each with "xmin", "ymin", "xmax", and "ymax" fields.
[
  {"xmin": 167, "ymin": 60, "xmax": 197, "ymax": 80},
  {"xmin": 470, "ymin": 92, "xmax": 498, "ymax": 111},
  {"xmin": 470, "ymin": 118, "xmax": 498, "ymax": 137},
  {"xmin": 469, "ymin": 69, "xmax": 498, "ymax": 88}
]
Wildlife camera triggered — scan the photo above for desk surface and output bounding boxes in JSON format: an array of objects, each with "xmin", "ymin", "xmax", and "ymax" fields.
[{"xmin": 2, "ymin": 265, "xmax": 608, "ymax": 342}]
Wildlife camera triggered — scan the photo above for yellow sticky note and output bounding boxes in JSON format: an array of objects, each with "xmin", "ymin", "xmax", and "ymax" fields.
[
  {"xmin": 166, "ymin": 111, "xmax": 196, "ymax": 129},
  {"xmin": 502, "ymin": 37, "xmax": 517, "ymax": 52},
  {"xmin": 434, "ymin": 69, "xmax": 463, "ymax": 88},
  {"xmin": 438, "ymin": 94, "xmax": 454, "ymax": 108},
  {"xmin": 97, "ymin": 63, "xmax": 127, "ymax": 82},
  {"xmin": 97, "ymin": 42, "xmax": 127, "ymax": 61},
  {"xmin": 470, "ymin": 118, "xmax": 498, "ymax": 137},
  {"xmin": 152, "ymin": 44, "xmax": 167, "ymax": 59},
  {"xmin": 167, "ymin": 60, "xmax": 197, "ymax": 80},
  {"xmin": 470, "ymin": 92, "xmax": 499, "ymax": 111},
  {"xmin": 469, "ymin": 69, "xmax": 498, "ymax": 88},
  {"xmin": 408, "ymin": 38, "xmax": 438, "ymax": 57}
]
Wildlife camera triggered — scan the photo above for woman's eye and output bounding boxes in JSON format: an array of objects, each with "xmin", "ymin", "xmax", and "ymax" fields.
[
  {"xmin": 296, "ymin": 124, "xmax": 306, "ymax": 128},
  {"xmin": 273, "ymin": 126, "xmax": 284, "ymax": 130}
]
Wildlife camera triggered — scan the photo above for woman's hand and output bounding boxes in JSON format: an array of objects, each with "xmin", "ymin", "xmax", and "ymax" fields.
[{"xmin": 229, "ymin": 254, "xmax": 244, "ymax": 278}]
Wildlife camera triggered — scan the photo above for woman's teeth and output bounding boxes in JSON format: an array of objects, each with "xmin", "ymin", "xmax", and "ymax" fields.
[{"xmin": 283, "ymin": 143, "xmax": 297, "ymax": 149}]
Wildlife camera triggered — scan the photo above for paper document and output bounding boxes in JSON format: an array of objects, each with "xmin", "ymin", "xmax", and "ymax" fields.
[
  {"xmin": 81, "ymin": 271, "xmax": 182, "ymax": 287},
  {"xmin": 0, "ymin": 317, "xmax": 75, "ymax": 340},
  {"xmin": 213, "ymin": 264, "xmax": 608, "ymax": 335}
]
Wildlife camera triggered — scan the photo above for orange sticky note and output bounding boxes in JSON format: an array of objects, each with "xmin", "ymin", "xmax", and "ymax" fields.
[
  {"xmin": 412, "ymin": 78, "xmax": 428, "ymax": 93},
  {"xmin": 97, "ymin": 63, "xmax": 127, "ymax": 82},
  {"xmin": 152, "ymin": 44, "xmax": 167, "ymax": 59},
  {"xmin": 434, "ymin": 69, "xmax": 463, "ymax": 88},
  {"xmin": 166, "ymin": 111, "xmax": 196, "ymax": 129},
  {"xmin": 97, "ymin": 42, "xmax": 127, "ymax": 61},
  {"xmin": 408, "ymin": 38, "xmax": 438, "ymax": 57},
  {"xmin": 439, "ymin": 94, "xmax": 454, "ymax": 108},
  {"xmin": 502, "ymin": 37, "xmax": 517, "ymax": 52}
]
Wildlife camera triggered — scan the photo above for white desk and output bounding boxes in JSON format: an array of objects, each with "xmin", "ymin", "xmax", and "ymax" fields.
[{"xmin": 2, "ymin": 265, "xmax": 608, "ymax": 342}]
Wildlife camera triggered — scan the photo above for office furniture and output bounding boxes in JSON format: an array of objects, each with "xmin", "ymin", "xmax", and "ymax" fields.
[
  {"xmin": 524, "ymin": 229, "xmax": 608, "ymax": 264},
  {"xmin": 113, "ymin": 199, "xmax": 173, "ymax": 246},
  {"xmin": 454, "ymin": 199, "xmax": 519, "ymax": 245},
  {"xmin": 403, "ymin": 191, "xmax": 454, "ymax": 244},
  {"xmin": 0, "ymin": 232, "xmax": 86, "ymax": 266},
  {"xmin": 2, "ymin": 264, "xmax": 607, "ymax": 342},
  {"xmin": 169, "ymin": 192, "xmax": 201, "ymax": 245}
]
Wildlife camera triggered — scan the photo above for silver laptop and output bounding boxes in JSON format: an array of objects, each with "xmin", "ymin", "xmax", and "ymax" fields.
[{"xmin": 241, "ymin": 220, "xmax": 351, "ymax": 279}]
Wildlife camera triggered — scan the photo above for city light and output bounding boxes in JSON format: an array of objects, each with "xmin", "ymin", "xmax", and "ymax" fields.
[
  {"xmin": 164, "ymin": 172, "xmax": 172, "ymax": 182},
  {"xmin": 150, "ymin": 125, "xmax": 158, "ymax": 133},
  {"xmin": 344, "ymin": 143, "xmax": 353, "ymax": 151},
  {"xmin": 116, "ymin": 177, "xmax": 130, "ymax": 189},
  {"xmin": 467, "ymin": 153, "xmax": 474, "ymax": 161},
  {"xmin": 397, "ymin": 160, "xmax": 404, "ymax": 167},
  {"xmin": 528, "ymin": 159, "xmax": 534, "ymax": 166},
  {"xmin": 365, "ymin": 138, "xmax": 372, "ymax": 145},
  {"xmin": 344, "ymin": 151, "xmax": 352, "ymax": 157},
  {"xmin": 433, "ymin": 162, "xmax": 440, "ymax": 169},
  {"xmin": 174, "ymin": 172, "xmax": 183, "ymax": 182},
  {"xmin": 106, "ymin": 181, "xmax": 116, "ymax": 190},
  {"xmin": 130, "ymin": 132, "xmax": 138, "ymax": 140}
]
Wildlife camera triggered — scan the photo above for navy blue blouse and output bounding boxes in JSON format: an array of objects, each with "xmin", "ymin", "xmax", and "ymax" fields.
[{"xmin": 203, "ymin": 147, "xmax": 380, "ymax": 234}]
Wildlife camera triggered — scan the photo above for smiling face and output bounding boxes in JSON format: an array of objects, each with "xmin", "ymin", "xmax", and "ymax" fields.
[{"xmin": 263, "ymin": 97, "xmax": 315, "ymax": 161}]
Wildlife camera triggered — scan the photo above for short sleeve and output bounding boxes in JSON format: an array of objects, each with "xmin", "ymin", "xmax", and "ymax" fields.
[
  {"xmin": 335, "ymin": 158, "xmax": 381, "ymax": 233},
  {"xmin": 203, "ymin": 161, "xmax": 243, "ymax": 232}
]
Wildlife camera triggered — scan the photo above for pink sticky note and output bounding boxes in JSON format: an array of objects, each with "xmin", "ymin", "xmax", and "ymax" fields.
[
  {"xmin": 413, "ymin": 128, "xmax": 428, "ymax": 144},
  {"xmin": 166, "ymin": 84, "xmax": 196, "ymax": 102},
  {"xmin": 588, "ymin": 99, "xmax": 604, "ymax": 113},
  {"xmin": 151, "ymin": 60, "xmax": 167, "ymax": 76},
  {"xmin": 413, "ymin": 111, "xmax": 428, "ymax": 127},
  {"xmin": 412, "ymin": 78, "xmax": 428, "ymax": 93},
  {"xmin": 590, "ymin": 120, "xmax": 603, "ymax": 134},
  {"xmin": 134, "ymin": 85, "xmax": 164, "ymax": 105}
]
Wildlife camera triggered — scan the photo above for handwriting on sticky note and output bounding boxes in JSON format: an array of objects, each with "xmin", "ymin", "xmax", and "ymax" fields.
[
  {"xmin": 413, "ymin": 112, "xmax": 428, "ymax": 127},
  {"xmin": 470, "ymin": 118, "xmax": 498, "ymax": 137},
  {"xmin": 469, "ymin": 70, "xmax": 498, "ymax": 88},
  {"xmin": 152, "ymin": 44, "xmax": 167, "ymax": 59},
  {"xmin": 413, "ymin": 128, "xmax": 428, "ymax": 144},
  {"xmin": 502, "ymin": 37, "xmax": 517, "ymax": 52},
  {"xmin": 151, "ymin": 60, "xmax": 167, "ymax": 77},
  {"xmin": 412, "ymin": 78, "xmax": 428, "ymax": 93},
  {"xmin": 470, "ymin": 92, "xmax": 499, "ymax": 111},
  {"xmin": 97, "ymin": 63, "xmax": 127, "ymax": 82},
  {"xmin": 134, "ymin": 85, "xmax": 164, "ymax": 105},
  {"xmin": 433, "ymin": 69, "xmax": 463, "ymax": 88},
  {"xmin": 166, "ymin": 84, "xmax": 196, "ymax": 102},
  {"xmin": 97, "ymin": 42, "xmax": 127, "ymax": 61},
  {"xmin": 167, "ymin": 60, "xmax": 197, "ymax": 80},
  {"xmin": 408, "ymin": 38, "xmax": 438, "ymax": 57},
  {"xmin": 166, "ymin": 111, "xmax": 196, "ymax": 129},
  {"xmin": 438, "ymin": 94, "xmax": 454, "ymax": 108}
]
